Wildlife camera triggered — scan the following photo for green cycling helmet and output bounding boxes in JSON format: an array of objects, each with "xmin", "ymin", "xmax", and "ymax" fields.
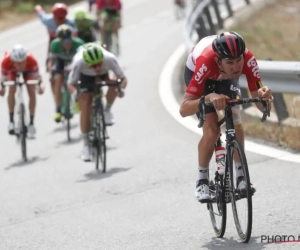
[
  {"xmin": 82, "ymin": 43, "xmax": 104, "ymax": 66},
  {"xmin": 74, "ymin": 10, "xmax": 86, "ymax": 20}
]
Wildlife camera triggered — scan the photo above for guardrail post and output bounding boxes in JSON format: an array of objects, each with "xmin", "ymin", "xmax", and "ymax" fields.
[
  {"xmin": 195, "ymin": 16, "xmax": 209, "ymax": 39},
  {"xmin": 224, "ymin": 0, "xmax": 234, "ymax": 17},
  {"xmin": 211, "ymin": 0, "xmax": 223, "ymax": 29},
  {"xmin": 204, "ymin": 6, "xmax": 216, "ymax": 35},
  {"xmin": 273, "ymin": 93, "xmax": 289, "ymax": 122}
]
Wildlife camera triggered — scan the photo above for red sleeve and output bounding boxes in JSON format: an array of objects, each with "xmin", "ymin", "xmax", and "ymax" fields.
[
  {"xmin": 186, "ymin": 56, "xmax": 210, "ymax": 97},
  {"xmin": 243, "ymin": 49, "xmax": 263, "ymax": 92},
  {"xmin": 26, "ymin": 54, "xmax": 39, "ymax": 73},
  {"xmin": 1, "ymin": 53, "xmax": 11, "ymax": 76}
]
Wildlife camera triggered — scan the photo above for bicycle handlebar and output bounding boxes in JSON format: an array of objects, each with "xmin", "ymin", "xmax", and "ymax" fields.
[
  {"xmin": 94, "ymin": 78, "xmax": 124, "ymax": 97},
  {"xmin": 1, "ymin": 79, "xmax": 42, "ymax": 86},
  {"xmin": 197, "ymin": 96, "xmax": 270, "ymax": 128}
]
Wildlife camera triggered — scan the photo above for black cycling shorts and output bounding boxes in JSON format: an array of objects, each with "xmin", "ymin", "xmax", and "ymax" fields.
[
  {"xmin": 184, "ymin": 65, "xmax": 241, "ymax": 114},
  {"xmin": 79, "ymin": 73, "xmax": 109, "ymax": 93},
  {"xmin": 51, "ymin": 58, "xmax": 69, "ymax": 77}
]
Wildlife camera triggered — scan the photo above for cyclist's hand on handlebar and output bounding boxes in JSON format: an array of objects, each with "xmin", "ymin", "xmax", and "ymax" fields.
[
  {"xmin": 209, "ymin": 93, "xmax": 229, "ymax": 111},
  {"xmin": 258, "ymin": 86, "xmax": 274, "ymax": 103}
]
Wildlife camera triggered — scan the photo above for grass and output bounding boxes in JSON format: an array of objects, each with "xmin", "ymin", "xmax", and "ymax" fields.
[
  {"xmin": 231, "ymin": 0, "xmax": 300, "ymax": 61},
  {"xmin": 0, "ymin": 0, "xmax": 81, "ymax": 31}
]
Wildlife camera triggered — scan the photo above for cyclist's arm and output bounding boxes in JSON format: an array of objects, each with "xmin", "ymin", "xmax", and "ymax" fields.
[
  {"xmin": 35, "ymin": 7, "xmax": 52, "ymax": 27},
  {"xmin": 104, "ymin": 52, "xmax": 127, "ymax": 88},
  {"xmin": 243, "ymin": 51, "xmax": 272, "ymax": 112},
  {"xmin": 67, "ymin": 54, "xmax": 82, "ymax": 87},
  {"xmin": 180, "ymin": 56, "xmax": 213, "ymax": 117}
]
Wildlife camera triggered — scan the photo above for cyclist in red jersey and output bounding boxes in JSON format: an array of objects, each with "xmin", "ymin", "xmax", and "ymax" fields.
[
  {"xmin": 96, "ymin": 0, "xmax": 122, "ymax": 44},
  {"xmin": 180, "ymin": 32, "xmax": 274, "ymax": 203},
  {"xmin": 0, "ymin": 45, "xmax": 45, "ymax": 138}
]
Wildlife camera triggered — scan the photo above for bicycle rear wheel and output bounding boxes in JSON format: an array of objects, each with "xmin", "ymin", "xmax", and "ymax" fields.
[
  {"xmin": 20, "ymin": 103, "xmax": 27, "ymax": 162},
  {"xmin": 228, "ymin": 139, "xmax": 252, "ymax": 243}
]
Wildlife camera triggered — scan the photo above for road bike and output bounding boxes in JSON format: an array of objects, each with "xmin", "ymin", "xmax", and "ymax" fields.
[
  {"xmin": 88, "ymin": 78, "xmax": 123, "ymax": 172},
  {"xmin": 198, "ymin": 96, "xmax": 270, "ymax": 243},
  {"xmin": 1, "ymin": 73, "xmax": 41, "ymax": 162},
  {"xmin": 99, "ymin": 9, "xmax": 120, "ymax": 56}
]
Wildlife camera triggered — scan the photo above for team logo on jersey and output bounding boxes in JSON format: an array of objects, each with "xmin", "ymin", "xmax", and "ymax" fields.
[
  {"xmin": 194, "ymin": 63, "xmax": 207, "ymax": 83},
  {"xmin": 230, "ymin": 84, "xmax": 241, "ymax": 95},
  {"xmin": 247, "ymin": 56, "xmax": 260, "ymax": 78}
]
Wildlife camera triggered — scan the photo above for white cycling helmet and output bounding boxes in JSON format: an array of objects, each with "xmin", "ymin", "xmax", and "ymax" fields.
[{"xmin": 10, "ymin": 44, "xmax": 27, "ymax": 62}]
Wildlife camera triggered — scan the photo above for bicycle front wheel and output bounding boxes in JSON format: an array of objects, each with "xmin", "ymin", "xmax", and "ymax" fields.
[
  {"xmin": 228, "ymin": 139, "xmax": 252, "ymax": 243},
  {"xmin": 94, "ymin": 110, "xmax": 107, "ymax": 172},
  {"xmin": 207, "ymin": 175, "xmax": 227, "ymax": 238},
  {"xmin": 20, "ymin": 103, "xmax": 27, "ymax": 162}
]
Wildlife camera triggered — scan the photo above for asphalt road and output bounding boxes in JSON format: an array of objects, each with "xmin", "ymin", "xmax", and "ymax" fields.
[{"xmin": 0, "ymin": 0, "xmax": 300, "ymax": 249}]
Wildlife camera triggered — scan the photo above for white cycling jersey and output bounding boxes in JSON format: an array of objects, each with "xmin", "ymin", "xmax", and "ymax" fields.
[{"xmin": 67, "ymin": 46, "xmax": 125, "ymax": 84}]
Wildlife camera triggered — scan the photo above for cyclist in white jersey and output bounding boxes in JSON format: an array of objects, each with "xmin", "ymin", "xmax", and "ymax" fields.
[{"xmin": 67, "ymin": 43, "xmax": 127, "ymax": 161}]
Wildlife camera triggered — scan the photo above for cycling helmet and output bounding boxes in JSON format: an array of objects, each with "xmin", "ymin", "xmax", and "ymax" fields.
[
  {"xmin": 212, "ymin": 31, "xmax": 246, "ymax": 59},
  {"xmin": 10, "ymin": 44, "xmax": 27, "ymax": 62},
  {"xmin": 56, "ymin": 24, "xmax": 73, "ymax": 39},
  {"xmin": 74, "ymin": 10, "xmax": 86, "ymax": 20},
  {"xmin": 82, "ymin": 43, "xmax": 104, "ymax": 66},
  {"xmin": 52, "ymin": 3, "xmax": 68, "ymax": 17}
]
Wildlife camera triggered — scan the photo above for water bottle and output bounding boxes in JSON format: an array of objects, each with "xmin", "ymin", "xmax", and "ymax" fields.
[{"xmin": 215, "ymin": 145, "xmax": 226, "ymax": 175}]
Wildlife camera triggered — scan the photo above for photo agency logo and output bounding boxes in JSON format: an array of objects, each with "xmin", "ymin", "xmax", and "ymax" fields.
[{"xmin": 261, "ymin": 235, "xmax": 300, "ymax": 244}]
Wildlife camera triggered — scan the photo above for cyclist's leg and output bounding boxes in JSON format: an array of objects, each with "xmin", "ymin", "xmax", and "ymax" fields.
[
  {"xmin": 24, "ymin": 72, "xmax": 38, "ymax": 137},
  {"xmin": 103, "ymin": 73, "xmax": 119, "ymax": 125},
  {"xmin": 111, "ymin": 14, "xmax": 119, "ymax": 37},
  {"xmin": 79, "ymin": 73, "xmax": 95, "ymax": 161},
  {"xmin": 99, "ymin": 10, "xmax": 109, "ymax": 43},
  {"xmin": 52, "ymin": 58, "xmax": 64, "ymax": 122},
  {"xmin": 195, "ymin": 80, "xmax": 221, "ymax": 202},
  {"xmin": 6, "ymin": 73, "xmax": 17, "ymax": 134}
]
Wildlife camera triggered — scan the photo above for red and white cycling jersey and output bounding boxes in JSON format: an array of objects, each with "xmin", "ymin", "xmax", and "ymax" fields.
[
  {"xmin": 186, "ymin": 35, "xmax": 262, "ymax": 97},
  {"xmin": 1, "ymin": 51, "xmax": 39, "ymax": 80},
  {"xmin": 96, "ymin": 0, "xmax": 121, "ymax": 11}
]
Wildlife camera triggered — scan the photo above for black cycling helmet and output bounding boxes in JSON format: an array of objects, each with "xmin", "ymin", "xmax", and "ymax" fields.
[
  {"xmin": 212, "ymin": 31, "xmax": 246, "ymax": 59},
  {"xmin": 56, "ymin": 24, "xmax": 73, "ymax": 39}
]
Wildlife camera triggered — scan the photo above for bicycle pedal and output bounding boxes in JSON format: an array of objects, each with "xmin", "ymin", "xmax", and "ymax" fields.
[{"xmin": 198, "ymin": 199, "xmax": 212, "ymax": 204}]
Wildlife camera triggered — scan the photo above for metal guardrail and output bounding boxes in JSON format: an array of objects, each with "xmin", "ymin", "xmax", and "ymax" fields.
[{"xmin": 184, "ymin": 0, "xmax": 300, "ymax": 122}]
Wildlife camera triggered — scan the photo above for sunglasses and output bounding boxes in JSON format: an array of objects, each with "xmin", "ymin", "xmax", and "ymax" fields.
[{"xmin": 89, "ymin": 62, "xmax": 103, "ymax": 69}]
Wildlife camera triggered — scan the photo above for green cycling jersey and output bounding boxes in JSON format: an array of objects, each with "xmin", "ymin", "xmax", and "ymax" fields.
[
  {"xmin": 50, "ymin": 37, "xmax": 85, "ymax": 61},
  {"xmin": 75, "ymin": 14, "xmax": 97, "ymax": 34}
]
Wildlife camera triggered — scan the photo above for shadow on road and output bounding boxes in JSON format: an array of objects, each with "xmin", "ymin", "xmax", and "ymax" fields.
[
  {"xmin": 56, "ymin": 134, "xmax": 82, "ymax": 146},
  {"xmin": 51, "ymin": 123, "xmax": 79, "ymax": 134},
  {"xmin": 5, "ymin": 156, "xmax": 49, "ymax": 170},
  {"xmin": 201, "ymin": 236, "xmax": 267, "ymax": 250},
  {"xmin": 77, "ymin": 167, "xmax": 131, "ymax": 182}
]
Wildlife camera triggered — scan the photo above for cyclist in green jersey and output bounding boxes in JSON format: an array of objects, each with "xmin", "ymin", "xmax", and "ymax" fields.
[
  {"xmin": 74, "ymin": 10, "xmax": 99, "ymax": 43},
  {"xmin": 47, "ymin": 24, "xmax": 85, "ymax": 122}
]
